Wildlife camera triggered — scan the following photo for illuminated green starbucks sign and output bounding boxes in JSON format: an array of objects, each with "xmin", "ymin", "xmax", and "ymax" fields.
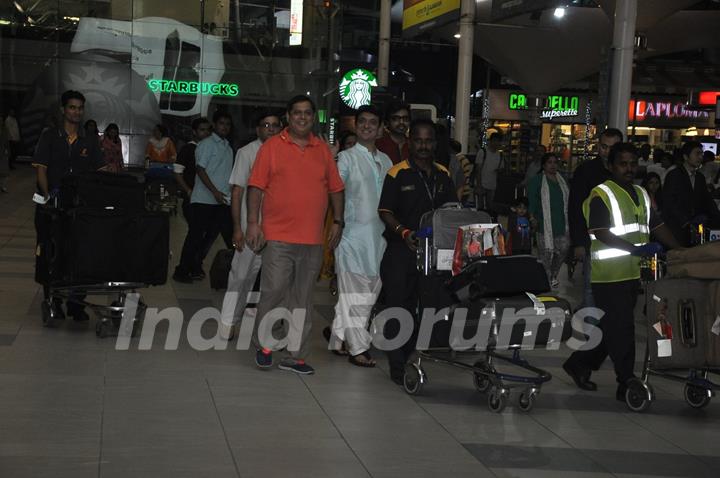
[
  {"xmin": 339, "ymin": 68, "xmax": 377, "ymax": 109},
  {"xmin": 509, "ymin": 93, "xmax": 580, "ymax": 119},
  {"xmin": 147, "ymin": 79, "xmax": 239, "ymax": 97}
]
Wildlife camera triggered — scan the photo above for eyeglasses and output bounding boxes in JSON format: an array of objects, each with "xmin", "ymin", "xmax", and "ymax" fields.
[
  {"xmin": 261, "ymin": 122, "xmax": 282, "ymax": 129},
  {"xmin": 390, "ymin": 115, "xmax": 410, "ymax": 122}
]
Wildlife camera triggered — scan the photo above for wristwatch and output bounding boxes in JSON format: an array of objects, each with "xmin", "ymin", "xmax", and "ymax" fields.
[{"xmin": 333, "ymin": 219, "xmax": 345, "ymax": 228}]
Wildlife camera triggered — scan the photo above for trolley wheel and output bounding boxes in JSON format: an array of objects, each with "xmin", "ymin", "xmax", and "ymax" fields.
[
  {"xmin": 95, "ymin": 320, "xmax": 110, "ymax": 338},
  {"xmin": 41, "ymin": 300, "xmax": 56, "ymax": 328},
  {"xmin": 488, "ymin": 386, "xmax": 509, "ymax": 413},
  {"xmin": 625, "ymin": 378, "xmax": 652, "ymax": 413},
  {"xmin": 403, "ymin": 363, "xmax": 425, "ymax": 396},
  {"xmin": 517, "ymin": 389, "xmax": 538, "ymax": 413},
  {"xmin": 472, "ymin": 361, "xmax": 492, "ymax": 393},
  {"xmin": 684, "ymin": 384, "xmax": 712, "ymax": 409},
  {"xmin": 131, "ymin": 301, "xmax": 147, "ymax": 338},
  {"xmin": 110, "ymin": 300, "xmax": 123, "ymax": 328}
]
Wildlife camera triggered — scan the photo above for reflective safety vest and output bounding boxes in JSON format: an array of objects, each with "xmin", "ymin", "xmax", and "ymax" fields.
[{"xmin": 582, "ymin": 180, "xmax": 651, "ymax": 283}]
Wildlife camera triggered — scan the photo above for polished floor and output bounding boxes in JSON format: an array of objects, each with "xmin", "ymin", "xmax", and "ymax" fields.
[{"xmin": 1, "ymin": 165, "xmax": 719, "ymax": 478}]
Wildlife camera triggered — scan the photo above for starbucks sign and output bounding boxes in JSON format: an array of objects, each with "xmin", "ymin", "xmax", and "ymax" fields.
[{"xmin": 339, "ymin": 68, "xmax": 377, "ymax": 109}]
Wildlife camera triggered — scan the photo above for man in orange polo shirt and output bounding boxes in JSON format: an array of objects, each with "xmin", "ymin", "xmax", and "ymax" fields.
[{"xmin": 246, "ymin": 95, "xmax": 345, "ymax": 375}]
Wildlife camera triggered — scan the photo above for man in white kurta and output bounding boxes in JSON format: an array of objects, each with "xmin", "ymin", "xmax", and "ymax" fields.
[
  {"xmin": 331, "ymin": 105, "xmax": 392, "ymax": 366},
  {"xmin": 219, "ymin": 112, "xmax": 282, "ymax": 340}
]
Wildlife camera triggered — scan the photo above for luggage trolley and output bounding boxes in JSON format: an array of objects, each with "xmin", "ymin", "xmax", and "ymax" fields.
[
  {"xmin": 42, "ymin": 282, "xmax": 147, "ymax": 338},
  {"xmin": 624, "ymin": 255, "xmax": 720, "ymax": 412},
  {"xmin": 36, "ymin": 203, "xmax": 168, "ymax": 338},
  {"xmin": 145, "ymin": 163, "xmax": 178, "ymax": 215},
  {"xmin": 401, "ymin": 204, "xmax": 572, "ymax": 413}
]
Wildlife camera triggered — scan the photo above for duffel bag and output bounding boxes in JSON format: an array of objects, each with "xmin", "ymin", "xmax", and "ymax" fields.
[
  {"xmin": 447, "ymin": 255, "xmax": 550, "ymax": 300},
  {"xmin": 60, "ymin": 172, "xmax": 145, "ymax": 210},
  {"xmin": 62, "ymin": 208, "xmax": 169, "ymax": 285},
  {"xmin": 666, "ymin": 242, "xmax": 720, "ymax": 279}
]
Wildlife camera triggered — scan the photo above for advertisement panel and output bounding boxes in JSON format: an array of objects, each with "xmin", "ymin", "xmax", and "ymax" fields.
[{"xmin": 402, "ymin": 0, "xmax": 460, "ymax": 38}]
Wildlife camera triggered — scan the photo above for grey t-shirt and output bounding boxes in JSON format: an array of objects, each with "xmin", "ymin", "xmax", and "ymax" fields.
[{"xmin": 477, "ymin": 149, "xmax": 503, "ymax": 190}]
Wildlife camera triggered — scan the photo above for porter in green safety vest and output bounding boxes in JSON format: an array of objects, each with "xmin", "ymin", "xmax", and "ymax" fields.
[{"xmin": 582, "ymin": 180, "xmax": 651, "ymax": 283}]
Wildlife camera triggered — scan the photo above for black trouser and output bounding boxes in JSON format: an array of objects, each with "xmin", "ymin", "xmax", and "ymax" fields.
[
  {"xmin": 566, "ymin": 279, "xmax": 640, "ymax": 384},
  {"xmin": 181, "ymin": 197, "xmax": 192, "ymax": 224},
  {"xmin": 34, "ymin": 206, "xmax": 85, "ymax": 314},
  {"xmin": 177, "ymin": 203, "xmax": 232, "ymax": 274},
  {"xmin": 8, "ymin": 140, "xmax": 19, "ymax": 168},
  {"xmin": 379, "ymin": 241, "xmax": 420, "ymax": 378}
]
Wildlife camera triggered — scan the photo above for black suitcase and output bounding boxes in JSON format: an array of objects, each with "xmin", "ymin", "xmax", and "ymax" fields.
[
  {"xmin": 448, "ymin": 255, "xmax": 550, "ymax": 300},
  {"xmin": 34, "ymin": 207, "xmax": 66, "ymax": 285},
  {"xmin": 645, "ymin": 278, "xmax": 712, "ymax": 370},
  {"xmin": 41, "ymin": 208, "xmax": 169, "ymax": 285},
  {"xmin": 60, "ymin": 172, "xmax": 145, "ymax": 210},
  {"xmin": 426, "ymin": 294, "xmax": 571, "ymax": 351}
]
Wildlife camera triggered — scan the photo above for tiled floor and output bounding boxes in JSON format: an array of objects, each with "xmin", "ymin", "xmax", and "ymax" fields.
[{"xmin": 1, "ymin": 165, "xmax": 718, "ymax": 477}]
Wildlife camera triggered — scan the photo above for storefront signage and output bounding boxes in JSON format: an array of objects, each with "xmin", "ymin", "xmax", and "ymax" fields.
[
  {"xmin": 403, "ymin": 0, "xmax": 460, "ymax": 38},
  {"xmin": 508, "ymin": 93, "xmax": 579, "ymax": 119},
  {"xmin": 339, "ymin": 68, "xmax": 377, "ymax": 109},
  {"xmin": 290, "ymin": 0, "xmax": 304, "ymax": 46},
  {"xmin": 699, "ymin": 91, "xmax": 720, "ymax": 106},
  {"xmin": 147, "ymin": 79, "xmax": 239, "ymax": 97},
  {"xmin": 629, "ymin": 100, "xmax": 710, "ymax": 122}
]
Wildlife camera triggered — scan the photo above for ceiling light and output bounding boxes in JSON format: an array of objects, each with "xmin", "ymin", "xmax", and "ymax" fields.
[
  {"xmin": 553, "ymin": 7, "xmax": 565, "ymax": 19},
  {"xmin": 454, "ymin": 33, "xmax": 461, "ymax": 39}
]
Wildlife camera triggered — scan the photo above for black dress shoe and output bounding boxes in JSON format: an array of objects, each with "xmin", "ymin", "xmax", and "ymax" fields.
[
  {"xmin": 616, "ymin": 383, "xmax": 628, "ymax": 402},
  {"xmin": 390, "ymin": 373, "xmax": 404, "ymax": 386},
  {"xmin": 70, "ymin": 309, "xmax": 90, "ymax": 322},
  {"xmin": 563, "ymin": 361, "xmax": 598, "ymax": 391},
  {"xmin": 172, "ymin": 270, "xmax": 193, "ymax": 283}
]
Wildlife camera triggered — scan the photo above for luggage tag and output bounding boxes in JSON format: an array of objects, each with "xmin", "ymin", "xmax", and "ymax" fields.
[
  {"xmin": 712, "ymin": 315, "xmax": 720, "ymax": 337},
  {"xmin": 525, "ymin": 292, "xmax": 545, "ymax": 315},
  {"xmin": 657, "ymin": 339, "xmax": 672, "ymax": 357}
]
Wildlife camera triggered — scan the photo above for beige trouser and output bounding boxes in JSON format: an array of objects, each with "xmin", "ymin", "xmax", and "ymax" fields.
[{"xmin": 252, "ymin": 241, "xmax": 323, "ymax": 360}]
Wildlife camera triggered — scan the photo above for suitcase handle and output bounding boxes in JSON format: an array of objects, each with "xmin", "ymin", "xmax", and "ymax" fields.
[{"xmin": 678, "ymin": 300, "xmax": 697, "ymax": 347}]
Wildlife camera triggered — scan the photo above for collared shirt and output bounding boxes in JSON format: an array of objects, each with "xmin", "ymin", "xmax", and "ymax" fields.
[
  {"xmin": 191, "ymin": 132, "xmax": 234, "ymax": 205},
  {"xmin": 229, "ymin": 138, "xmax": 262, "ymax": 231},
  {"xmin": 376, "ymin": 133, "xmax": 409, "ymax": 165},
  {"xmin": 248, "ymin": 128, "xmax": 344, "ymax": 245},
  {"xmin": 683, "ymin": 162, "xmax": 698, "ymax": 190},
  {"xmin": 32, "ymin": 126, "xmax": 104, "ymax": 192},
  {"xmin": 378, "ymin": 158, "xmax": 457, "ymax": 242},
  {"xmin": 174, "ymin": 141, "xmax": 198, "ymax": 189},
  {"xmin": 335, "ymin": 143, "xmax": 393, "ymax": 276}
]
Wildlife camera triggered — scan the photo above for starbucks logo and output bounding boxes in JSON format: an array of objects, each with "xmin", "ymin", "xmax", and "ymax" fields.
[{"xmin": 339, "ymin": 68, "xmax": 378, "ymax": 110}]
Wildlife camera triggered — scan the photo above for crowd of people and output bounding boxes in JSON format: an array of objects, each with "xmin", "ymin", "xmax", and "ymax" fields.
[{"xmin": 26, "ymin": 89, "xmax": 720, "ymax": 397}]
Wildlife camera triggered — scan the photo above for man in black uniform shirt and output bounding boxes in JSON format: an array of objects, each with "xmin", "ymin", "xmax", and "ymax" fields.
[
  {"xmin": 33, "ymin": 90, "xmax": 105, "ymax": 321},
  {"xmin": 377, "ymin": 118, "xmax": 456, "ymax": 384}
]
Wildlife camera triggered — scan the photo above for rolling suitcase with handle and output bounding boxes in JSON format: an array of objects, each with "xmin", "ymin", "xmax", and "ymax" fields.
[{"xmin": 645, "ymin": 278, "xmax": 712, "ymax": 370}]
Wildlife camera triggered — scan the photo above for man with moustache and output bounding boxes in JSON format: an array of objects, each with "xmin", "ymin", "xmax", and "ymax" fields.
[
  {"xmin": 376, "ymin": 100, "xmax": 410, "ymax": 165},
  {"xmin": 217, "ymin": 111, "xmax": 283, "ymax": 340},
  {"xmin": 377, "ymin": 118, "xmax": 457, "ymax": 384},
  {"xmin": 246, "ymin": 95, "xmax": 344, "ymax": 375},
  {"xmin": 330, "ymin": 105, "xmax": 393, "ymax": 367}
]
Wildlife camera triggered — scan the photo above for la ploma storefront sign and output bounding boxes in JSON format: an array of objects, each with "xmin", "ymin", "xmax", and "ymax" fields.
[{"xmin": 509, "ymin": 93, "xmax": 580, "ymax": 120}]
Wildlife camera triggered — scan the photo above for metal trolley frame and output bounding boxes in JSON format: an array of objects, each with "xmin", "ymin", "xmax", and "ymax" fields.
[
  {"xmin": 404, "ymin": 345, "xmax": 553, "ymax": 413},
  {"xmin": 41, "ymin": 282, "xmax": 147, "ymax": 338},
  {"xmin": 624, "ymin": 255, "xmax": 719, "ymax": 412}
]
